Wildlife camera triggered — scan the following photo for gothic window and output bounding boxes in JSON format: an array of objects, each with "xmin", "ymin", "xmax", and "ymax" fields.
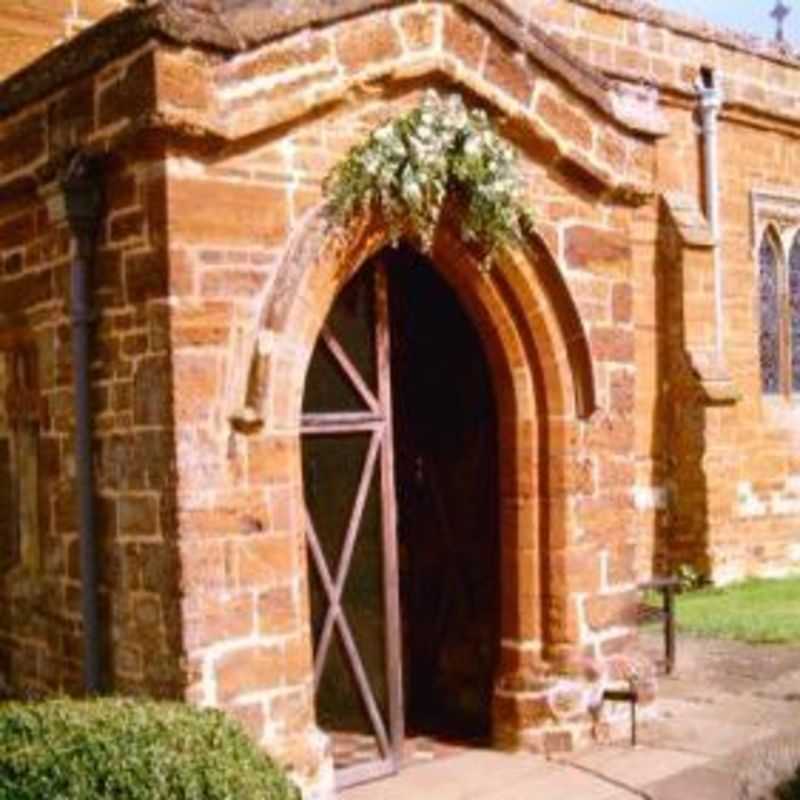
[
  {"xmin": 759, "ymin": 234, "xmax": 781, "ymax": 395},
  {"xmin": 791, "ymin": 233, "xmax": 800, "ymax": 393}
]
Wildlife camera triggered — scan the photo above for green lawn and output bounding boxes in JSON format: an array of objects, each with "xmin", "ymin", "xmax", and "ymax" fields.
[{"xmin": 655, "ymin": 577, "xmax": 800, "ymax": 644}]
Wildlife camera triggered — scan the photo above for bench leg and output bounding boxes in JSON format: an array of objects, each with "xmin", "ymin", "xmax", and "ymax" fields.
[{"xmin": 664, "ymin": 588, "xmax": 675, "ymax": 675}]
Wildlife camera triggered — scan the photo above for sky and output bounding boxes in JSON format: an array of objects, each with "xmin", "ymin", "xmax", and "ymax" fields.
[{"xmin": 652, "ymin": 0, "xmax": 800, "ymax": 46}]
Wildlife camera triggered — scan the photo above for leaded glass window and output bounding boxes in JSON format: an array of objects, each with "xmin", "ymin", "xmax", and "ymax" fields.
[
  {"xmin": 759, "ymin": 234, "xmax": 781, "ymax": 395},
  {"xmin": 791, "ymin": 233, "xmax": 800, "ymax": 393}
]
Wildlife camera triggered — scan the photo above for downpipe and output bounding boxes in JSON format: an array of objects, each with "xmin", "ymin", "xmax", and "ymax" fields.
[
  {"xmin": 61, "ymin": 153, "xmax": 105, "ymax": 694},
  {"xmin": 696, "ymin": 69, "xmax": 725, "ymax": 359}
]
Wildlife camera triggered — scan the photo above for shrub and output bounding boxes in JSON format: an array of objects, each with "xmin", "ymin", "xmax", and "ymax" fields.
[
  {"xmin": 738, "ymin": 734, "xmax": 800, "ymax": 800},
  {"xmin": 0, "ymin": 697, "xmax": 300, "ymax": 800}
]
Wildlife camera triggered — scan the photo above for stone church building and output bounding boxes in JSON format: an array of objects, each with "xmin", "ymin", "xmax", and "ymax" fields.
[{"xmin": 1, "ymin": 0, "xmax": 799, "ymax": 796}]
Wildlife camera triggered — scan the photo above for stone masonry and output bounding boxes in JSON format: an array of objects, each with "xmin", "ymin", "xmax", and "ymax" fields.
[{"xmin": 0, "ymin": 0, "xmax": 799, "ymax": 797}]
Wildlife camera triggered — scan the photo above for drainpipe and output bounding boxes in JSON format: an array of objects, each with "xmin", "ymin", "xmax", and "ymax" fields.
[
  {"xmin": 696, "ymin": 68, "xmax": 725, "ymax": 358},
  {"xmin": 61, "ymin": 152, "xmax": 105, "ymax": 695}
]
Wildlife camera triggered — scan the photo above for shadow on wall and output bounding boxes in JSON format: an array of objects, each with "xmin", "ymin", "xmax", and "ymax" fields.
[{"xmin": 652, "ymin": 198, "xmax": 711, "ymax": 580}]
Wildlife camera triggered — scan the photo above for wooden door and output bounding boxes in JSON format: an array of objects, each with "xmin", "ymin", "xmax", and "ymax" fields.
[{"xmin": 301, "ymin": 260, "xmax": 404, "ymax": 790}]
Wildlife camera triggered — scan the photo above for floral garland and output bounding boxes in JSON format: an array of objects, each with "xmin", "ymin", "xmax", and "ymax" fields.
[{"xmin": 324, "ymin": 91, "xmax": 534, "ymax": 270}]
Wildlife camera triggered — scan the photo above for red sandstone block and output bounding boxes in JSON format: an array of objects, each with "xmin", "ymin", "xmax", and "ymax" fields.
[
  {"xmin": 199, "ymin": 267, "xmax": 270, "ymax": 298},
  {"xmin": 257, "ymin": 586, "xmax": 297, "ymax": 636},
  {"xmin": 236, "ymin": 535, "xmax": 294, "ymax": 589},
  {"xmin": 549, "ymin": 546, "xmax": 600, "ymax": 594},
  {"xmin": 598, "ymin": 457, "xmax": 635, "ymax": 489},
  {"xmin": 168, "ymin": 180, "xmax": 289, "ymax": 246},
  {"xmin": 585, "ymin": 590, "xmax": 637, "ymax": 630},
  {"xmin": 133, "ymin": 355, "xmax": 171, "ymax": 426},
  {"xmin": 495, "ymin": 693, "xmax": 552, "ymax": 728},
  {"xmin": 610, "ymin": 370, "xmax": 634, "ymax": 414},
  {"xmin": 155, "ymin": 51, "xmax": 210, "ymax": 112},
  {"xmin": 49, "ymin": 78, "xmax": 95, "ymax": 153},
  {"xmin": 220, "ymin": 32, "xmax": 332, "ymax": 84},
  {"xmin": 248, "ymin": 436, "xmax": 298, "ymax": 485},
  {"xmin": 217, "ymin": 644, "xmax": 284, "ymax": 702},
  {"xmin": 586, "ymin": 413, "xmax": 634, "ymax": 454},
  {"xmin": 166, "ymin": 249, "xmax": 196, "ymax": 296},
  {"xmin": 651, "ymin": 56, "xmax": 677, "ymax": 84},
  {"xmin": 98, "ymin": 52, "xmax": 157, "ymax": 129},
  {"xmin": 543, "ymin": 594, "xmax": 581, "ymax": 644},
  {"xmin": 172, "ymin": 352, "xmax": 220, "ymax": 423},
  {"xmin": 109, "ymin": 210, "xmax": 145, "ymax": 243},
  {"xmin": 484, "ymin": 37, "xmax": 537, "ymax": 105},
  {"xmin": 0, "ymin": 212, "xmax": 35, "ymax": 250},
  {"xmin": 580, "ymin": 8, "xmax": 626, "ymax": 41},
  {"xmin": 184, "ymin": 593, "xmax": 254, "ymax": 650},
  {"xmin": 0, "ymin": 111, "xmax": 46, "ymax": 175},
  {"xmin": 398, "ymin": 7, "xmax": 436, "ymax": 51},
  {"xmin": 171, "ymin": 301, "xmax": 234, "ymax": 348},
  {"xmin": 591, "ymin": 327, "xmax": 635, "ymax": 363},
  {"xmin": 597, "ymin": 130, "xmax": 627, "ymax": 173},
  {"xmin": 611, "ymin": 283, "xmax": 633, "ymax": 323},
  {"xmin": 335, "ymin": 13, "xmax": 402, "ymax": 73},
  {"xmin": 443, "ymin": 8, "xmax": 487, "ymax": 70},
  {"xmin": 270, "ymin": 687, "xmax": 314, "ymax": 734},
  {"xmin": 179, "ymin": 541, "xmax": 229, "ymax": 592},
  {"xmin": 140, "ymin": 541, "xmax": 180, "ymax": 595},
  {"xmin": 615, "ymin": 46, "xmax": 650, "ymax": 75},
  {"xmin": 106, "ymin": 171, "xmax": 138, "ymax": 213},
  {"xmin": 579, "ymin": 492, "xmax": 635, "ymax": 544},
  {"xmin": 118, "ymin": 495, "xmax": 159, "ymax": 537},
  {"xmin": 268, "ymin": 484, "xmax": 294, "ymax": 532},
  {"xmin": 607, "ymin": 543, "xmax": 637, "ymax": 586},
  {"xmin": 564, "ymin": 225, "xmax": 632, "ymax": 274},
  {"xmin": 535, "ymin": 92, "xmax": 594, "ymax": 152},
  {"xmin": 133, "ymin": 594, "xmax": 162, "ymax": 629},
  {"xmin": 224, "ymin": 702, "xmax": 266, "ymax": 741},
  {"xmin": 0, "ymin": 268, "xmax": 53, "ymax": 315},
  {"xmin": 549, "ymin": 455, "xmax": 595, "ymax": 496},
  {"xmin": 125, "ymin": 250, "xmax": 168, "ymax": 305},
  {"xmin": 284, "ymin": 634, "xmax": 312, "ymax": 685}
]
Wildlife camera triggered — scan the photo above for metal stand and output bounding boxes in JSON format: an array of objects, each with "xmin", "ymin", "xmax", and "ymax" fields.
[
  {"xmin": 638, "ymin": 577, "xmax": 680, "ymax": 675},
  {"xmin": 602, "ymin": 687, "xmax": 639, "ymax": 746}
]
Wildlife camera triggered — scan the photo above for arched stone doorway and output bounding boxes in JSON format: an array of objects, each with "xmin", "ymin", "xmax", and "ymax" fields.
[
  {"xmin": 238, "ymin": 206, "xmax": 598, "ymax": 790},
  {"xmin": 301, "ymin": 245, "xmax": 501, "ymax": 786}
]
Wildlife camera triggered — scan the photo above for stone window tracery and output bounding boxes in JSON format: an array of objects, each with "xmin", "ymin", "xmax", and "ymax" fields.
[
  {"xmin": 758, "ymin": 234, "xmax": 781, "ymax": 395},
  {"xmin": 790, "ymin": 233, "xmax": 800, "ymax": 393},
  {"xmin": 751, "ymin": 189, "xmax": 800, "ymax": 398}
]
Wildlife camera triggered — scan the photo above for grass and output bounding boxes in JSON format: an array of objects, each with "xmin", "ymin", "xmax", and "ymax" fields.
[{"xmin": 649, "ymin": 577, "xmax": 800, "ymax": 644}]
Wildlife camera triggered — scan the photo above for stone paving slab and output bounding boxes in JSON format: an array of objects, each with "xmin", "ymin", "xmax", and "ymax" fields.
[
  {"xmin": 343, "ymin": 636, "xmax": 800, "ymax": 800},
  {"xmin": 561, "ymin": 744, "xmax": 709, "ymax": 786},
  {"xmin": 644, "ymin": 763, "xmax": 738, "ymax": 800},
  {"xmin": 343, "ymin": 751, "xmax": 628, "ymax": 800}
]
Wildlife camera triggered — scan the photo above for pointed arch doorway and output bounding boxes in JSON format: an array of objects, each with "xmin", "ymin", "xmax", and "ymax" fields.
[{"xmin": 301, "ymin": 244, "xmax": 500, "ymax": 790}]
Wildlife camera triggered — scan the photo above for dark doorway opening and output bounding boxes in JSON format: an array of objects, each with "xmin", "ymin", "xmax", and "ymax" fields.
[
  {"xmin": 300, "ymin": 244, "xmax": 500, "ymax": 787},
  {"xmin": 386, "ymin": 245, "xmax": 500, "ymax": 744}
]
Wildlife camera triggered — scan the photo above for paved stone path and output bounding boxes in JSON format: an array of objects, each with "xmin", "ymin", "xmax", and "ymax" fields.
[{"xmin": 344, "ymin": 634, "xmax": 800, "ymax": 800}]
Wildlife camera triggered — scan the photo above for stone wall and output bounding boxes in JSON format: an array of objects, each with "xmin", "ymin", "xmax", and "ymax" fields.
[
  {"xmin": 1, "ymin": 0, "xmax": 800, "ymax": 797},
  {"xmin": 149, "ymin": 3, "xmax": 653, "ymax": 787},
  {"xmin": 521, "ymin": 0, "xmax": 800, "ymax": 583},
  {"xmin": 0, "ymin": 44, "xmax": 183, "ymax": 699},
  {"xmin": 0, "ymin": 0, "xmax": 129, "ymax": 80}
]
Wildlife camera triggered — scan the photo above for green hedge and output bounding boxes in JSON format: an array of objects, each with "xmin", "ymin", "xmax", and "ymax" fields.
[{"xmin": 0, "ymin": 698, "xmax": 300, "ymax": 800}]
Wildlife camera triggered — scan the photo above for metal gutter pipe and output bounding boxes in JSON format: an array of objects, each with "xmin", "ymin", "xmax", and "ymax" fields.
[
  {"xmin": 696, "ymin": 69, "xmax": 725, "ymax": 358},
  {"xmin": 61, "ymin": 152, "xmax": 104, "ymax": 695}
]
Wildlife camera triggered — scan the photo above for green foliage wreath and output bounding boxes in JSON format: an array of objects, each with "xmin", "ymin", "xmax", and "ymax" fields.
[{"xmin": 324, "ymin": 91, "xmax": 534, "ymax": 269}]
